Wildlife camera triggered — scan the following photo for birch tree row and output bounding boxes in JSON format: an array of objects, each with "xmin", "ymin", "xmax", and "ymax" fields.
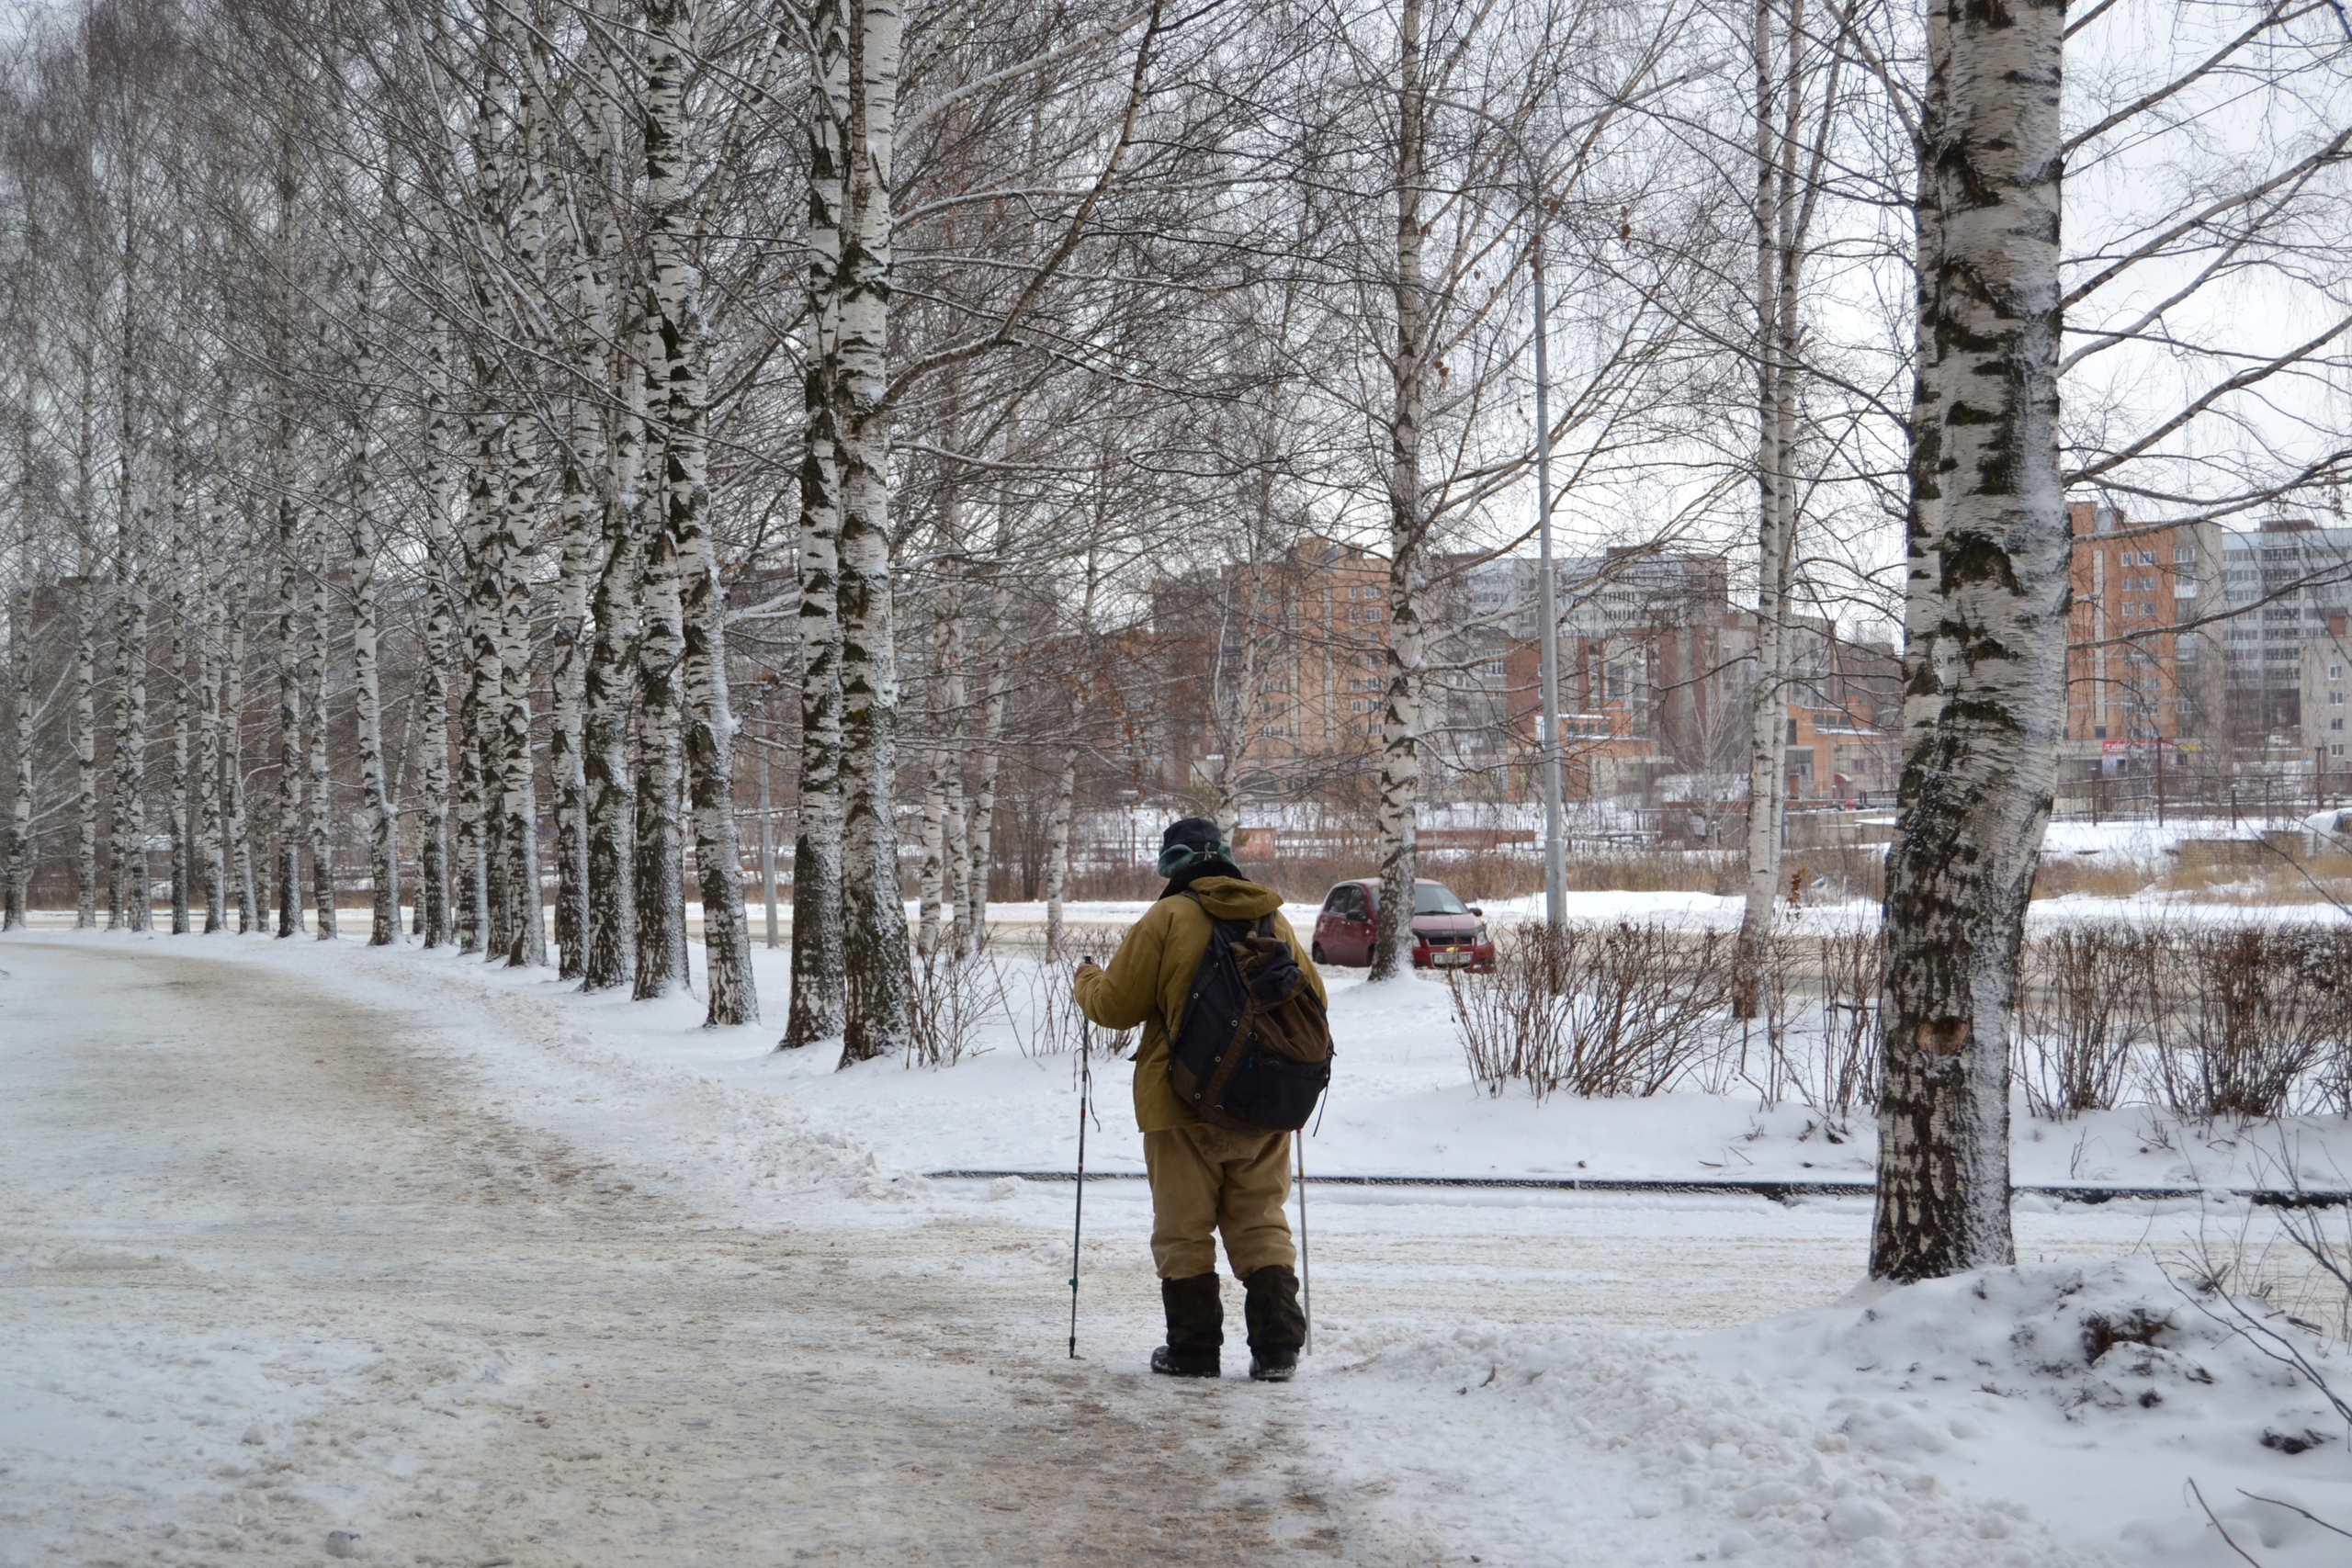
[{"xmin": 1, "ymin": 0, "xmax": 2346, "ymax": 1228}]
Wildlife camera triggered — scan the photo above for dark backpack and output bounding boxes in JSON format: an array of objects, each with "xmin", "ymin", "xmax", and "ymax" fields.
[{"xmin": 1165, "ymin": 894, "xmax": 1334, "ymax": 1133}]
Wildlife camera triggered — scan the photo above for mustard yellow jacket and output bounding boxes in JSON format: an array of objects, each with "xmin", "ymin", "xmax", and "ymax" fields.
[{"xmin": 1073, "ymin": 874, "xmax": 1329, "ymax": 1132}]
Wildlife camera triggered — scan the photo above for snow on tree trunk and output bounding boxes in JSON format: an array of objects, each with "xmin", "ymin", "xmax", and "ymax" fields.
[
  {"xmin": 74, "ymin": 572, "xmax": 97, "ymax": 928},
  {"xmin": 582, "ymin": 452, "xmax": 643, "ymax": 991},
  {"xmin": 499, "ymin": 21, "xmax": 548, "ymax": 971},
  {"xmin": 833, "ymin": 0, "xmax": 914, "ymax": 1065},
  {"xmin": 110, "ymin": 541, "xmax": 150, "ymax": 932},
  {"xmin": 458, "ymin": 356, "xmax": 509, "ymax": 960},
  {"xmin": 1042, "ymin": 742, "xmax": 1079, "ymax": 964},
  {"xmin": 306, "ymin": 548, "xmax": 335, "ymax": 939},
  {"xmin": 1870, "ymin": 0, "xmax": 2064, "ymax": 1283},
  {"xmin": 274, "ymin": 494, "xmax": 306, "ymax": 938},
  {"xmin": 550, "ymin": 383, "xmax": 597, "ymax": 977},
  {"xmin": 580, "ymin": 0, "xmax": 639, "ymax": 994},
  {"xmin": 634, "ymin": 317, "xmax": 691, "ymax": 1002},
  {"xmin": 494, "ymin": 454, "xmax": 545, "ymax": 969},
  {"xmin": 547, "ymin": 82, "xmax": 601, "ymax": 985},
  {"xmin": 167, "ymin": 468, "xmax": 193, "ymax": 935},
  {"xmin": 648, "ymin": 0, "xmax": 756, "ymax": 1025},
  {"xmin": 757, "ymin": 732, "xmax": 779, "ymax": 948},
  {"xmin": 1734, "ymin": 0, "xmax": 1823, "ymax": 1018},
  {"xmin": 926, "ymin": 601, "xmax": 967, "ymax": 957},
  {"xmin": 221, "ymin": 573, "xmax": 256, "ymax": 932},
  {"xmin": 784, "ymin": 0, "xmax": 851, "ymax": 1052},
  {"xmin": 1368, "ymin": 0, "xmax": 1427, "ymax": 986},
  {"xmin": 352, "ymin": 506, "xmax": 399, "ymax": 946},
  {"xmin": 419, "ymin": 309, "xmax": 459, "ymax": 950},
  {"xmin": 4, "ymin": 567, "xmax": 29, "ymax": 931},
  {"xmin": 917, "ymin": 730, "xmax": 945, "ymax": 957},
  {"xmin": 962, "ymin": 567, "xmax": 1011, "ymax": 958},
  {"xmin": 197, "ymin": 550, "xmax": 226, "ymax": 932}
]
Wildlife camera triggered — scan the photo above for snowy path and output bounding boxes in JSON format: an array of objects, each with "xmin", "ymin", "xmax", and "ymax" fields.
[
  {"xmin": 0, "ymin": 940, "xmax": 1415, "ymax": 1566},
  {"xmin": 8, "ymin": 934, "xmax": 2346, "ymax": 1567}
]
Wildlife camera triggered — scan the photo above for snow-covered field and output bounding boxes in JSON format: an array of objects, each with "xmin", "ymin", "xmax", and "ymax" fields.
[{"xmin": 5, "ymin": 919, "xmax": 2348, "ymax": 1565}]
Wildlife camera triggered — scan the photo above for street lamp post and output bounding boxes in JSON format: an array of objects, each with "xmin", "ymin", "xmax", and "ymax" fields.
[{"xmin": 1532, "ymin": 233, "xmax": 1566, "ymax": 926}]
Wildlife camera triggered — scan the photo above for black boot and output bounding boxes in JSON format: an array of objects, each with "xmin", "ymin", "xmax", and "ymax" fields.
[
  {"xmin": 1243, "ymin": 1265, "xmax": 1306, "ymax": 1382},
  {"xmin": 1151, "ymin": 1272, "xmax": 1222, "ymax": 1377}
]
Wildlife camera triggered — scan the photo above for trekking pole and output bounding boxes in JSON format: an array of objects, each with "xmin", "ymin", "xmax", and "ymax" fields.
[
  {"xmin": 1295, "ymin": 1134, "xmax": 1312, "ymax": 1356},
  {"xmin": 1069, "ymin": 961, "xmax": 1094, "ymax": 1359}
]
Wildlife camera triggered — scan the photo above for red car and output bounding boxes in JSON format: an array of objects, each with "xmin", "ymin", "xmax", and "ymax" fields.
[{"xmin": 1310, "ymin": 878, "xmax": 1495, "ymax": 971}]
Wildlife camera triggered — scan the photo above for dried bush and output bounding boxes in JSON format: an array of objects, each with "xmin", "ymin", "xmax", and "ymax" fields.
[
  {"xmin": 1810, "ymin": 922, "xmax": 1884, "ymax": 1127},
  {"xmin": 2152, "ymin": 926, "xmax": 2352, "ymax": 1119},
  {"xmin": 1007, "ymin": 959, "xmax": 1134, "ymax": 1059},
  {"xmin": 905, "ymin": 948, "xmax": 1006, "ymax": 1068},
  {"xmin": 1452, "ymin": 921, "xmax": 1732, "ymax": 1100},
  {"xmin": 2017, "ymin": 922, "xmax": 2148, "ymax": 1119}
]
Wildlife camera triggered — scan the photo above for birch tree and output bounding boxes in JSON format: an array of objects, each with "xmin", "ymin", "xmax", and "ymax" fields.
[
  {"xmin": 1870, "ymin": 0, "xmax": 2064, "ymax": 1281},
  {"xmin": 647, "ymin": 0, "xmax": 758, "ymax": 1025}
]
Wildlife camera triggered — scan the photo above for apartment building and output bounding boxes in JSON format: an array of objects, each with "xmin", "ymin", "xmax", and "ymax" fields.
[
  {"xmin": 1782, "ymin": 621, "xmax": 1901, "ymax": 797},
  {"xmin": 1148, "ymin": 538, "xmax": 1392, "ymax": 793},
  {"xmin": 2216, "ymin": 517, "xmax": 2352, "ymax": 740},
  {"xmin": 1441, "ymin": 550, "xmax": 1894, "ymax": 800},
  {"xmin": 2063, "ymin": 502, "xmax": 2226, "ymax": 765},
  {"xmin": 2302, "ymin": 616, "xmax": 2352, "ymax": 773}
]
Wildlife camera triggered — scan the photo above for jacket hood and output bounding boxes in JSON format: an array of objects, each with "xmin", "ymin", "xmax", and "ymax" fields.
[{"xmin": 1171, "ymin": 874, "xmax": 1283, "ymax": 920}]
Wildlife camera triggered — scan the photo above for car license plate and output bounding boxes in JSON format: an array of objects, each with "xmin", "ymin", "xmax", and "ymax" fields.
[{"xmin": 1433, "ymin": 950, "xmax": 1472, "ymax": 966}]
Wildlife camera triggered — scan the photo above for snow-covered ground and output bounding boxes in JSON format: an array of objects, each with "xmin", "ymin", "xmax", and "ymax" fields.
[{"xmin": 5, "ymin": 920, "xmax": 2348, "ymax": 1565}]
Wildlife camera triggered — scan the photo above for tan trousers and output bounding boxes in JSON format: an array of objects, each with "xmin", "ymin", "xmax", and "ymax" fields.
[{"xmin": 1142, "ymin": 1123, "xmax": 1296, "ymax": 1280}]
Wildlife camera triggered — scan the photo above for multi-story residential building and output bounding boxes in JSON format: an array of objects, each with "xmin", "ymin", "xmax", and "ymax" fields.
[
  {"xmin": 2301, "ymin": 616, "xmax": 2352, "ymax": 775},
  {"xmin": 1782, "ymin": 621, "xmax": 1901, "ymax": 797},
  {"xmin": 1439, "ymin": 550, "xmax": 1894, "ymax": 801},
  {"xmin": 1148, "ymin": 537, "xmax": 1392, "ymax": 794},
  {"xmin": 2064, "ymin": 502, "xmax": 2225, "ymax": 765},
  {"xmin": 1438, "ymin": 547, "xmax": 1756, "ymax": 793},
  {"xmin": 2215, "ymin": 517, "xmax": 2352, "ymax": 740}
]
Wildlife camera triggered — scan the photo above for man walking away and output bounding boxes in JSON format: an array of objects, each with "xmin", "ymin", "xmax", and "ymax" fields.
[{"xmin": 1073, "ymin": 818, "xmax": 1321, "ymax": 1382}]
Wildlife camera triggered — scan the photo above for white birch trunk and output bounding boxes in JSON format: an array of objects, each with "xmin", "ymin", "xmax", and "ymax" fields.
[
  {"xmin": 962, "ymin": 570, "xmax": 1011, "ymax": 957},
  {"xmin": 1368, "ymin": 0, "xmax": 1428, "ymax": 985},
  {"xmin": 1871, "ymin": 0, "xmax": 2064, "ymax": 1281},
  {"xmin": 306, "ymin": 548, "xmax": 335, "ymax": 939},
  {"xmin": 498, "ymin": 20, "xmax": 548, "ymax": 970},
  {"xmin": 4, "ymin": 568, "xmax": 28, "ymax": 931},
  {"xmin": 834, "ymin": 0, "xmax": 914, "ymax": 1063},
  {"xmin": 274, "ymin": 501, "xmax": 305, "ymax": 937},
  {"xmin": 582, "ymin": 446, "xmax": 643, "ymax": 990},
  {"xmin": 196, "ymin": 546, "xmax": 226, "ymax": 931},
  {"xmin": 648, "ymin": 0, "xmax": 757, "ymax": 1024},
  {"xmin": 73, "ymin": 573, "xmax": 96, "ymax": 927},
  {"xmin": 634, "ymin": 304, "xmax": 691, "ymax": 1001},
  {"xmin": 580, "ymin": 0, "xmax": 639, "ymax": 992},
  {"xmin": 352, "ymin": 501, "xmax": 398, "ymax": 946},
  {"xmin": 782, "ymin": 0, "xmax": 852, "ymax": 1051},
  {"xmin": 109, "ymin": 541, "xmax": 150, "ymax": 931},
  {"xmin": 551, "ymin": 369, "xmax": 598, "ymax": 975},
  {"xmin": 1042, "ymin": 743, "xmax": 1079, "ymax": 964},
  {"xmin": 757, "ymin": 734, "xmax": 779, "ymax": 949},
  {"xmin": 221, "ymin": 573, "xmax": 256, "ymax": 931},
  {"xmin": 167, "ymin": 465, "xmax": 193, "ymax": 934},
  {"xmin": 916, "ymin": 735, "xmax": 945, "ymax": 957}
]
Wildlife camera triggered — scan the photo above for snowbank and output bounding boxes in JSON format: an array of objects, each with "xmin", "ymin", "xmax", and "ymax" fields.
[{"xmin": 1321, "ymin": 1259, "xmax": 2352, "ymax": 1566}]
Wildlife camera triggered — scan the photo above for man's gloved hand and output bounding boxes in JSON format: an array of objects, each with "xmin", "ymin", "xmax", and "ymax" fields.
[{"xmin": 1074, "ymin": 959, "xmax": 1102, "ymax": 981}]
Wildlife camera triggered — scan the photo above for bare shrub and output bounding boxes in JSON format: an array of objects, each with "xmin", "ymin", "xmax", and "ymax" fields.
[
  {"xmin": 1451, "ymin": 922, "xmax": 1731, "ymax": 1100},
  {"xmin": 2153, "ymin": 926, "xmax": 2351, "ymax": 1119},
  {"xmin": 905, "ymin": 949, "xmax": 1006, "ymax": 1068},
  {"xmin": 1007, "ymin": 959, "xmax": 1135, "ymax": 1059},
  {"xmin": 2017, "ymin": 922, "xmax": 2147, "ymax": 1119},
  {"xmin": 1810, "ymin": 921, "xmax": 1883, "ymax": 1129}
]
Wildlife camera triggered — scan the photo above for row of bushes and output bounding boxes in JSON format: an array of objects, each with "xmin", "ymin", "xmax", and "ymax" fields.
[{"xmin": 1450, "ymin": 919, "xmax": 2352, "ymax": 1122}]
